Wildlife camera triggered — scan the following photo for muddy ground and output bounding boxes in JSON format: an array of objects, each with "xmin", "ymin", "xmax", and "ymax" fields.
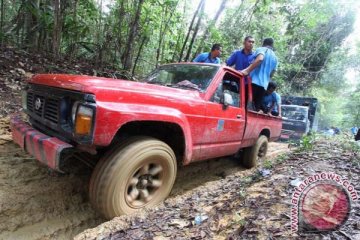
[
  {"xmin": 1, "ymin": 47, "xmax": 359, "ymax": 239},
  {"xmin": 75, "ymin": 138, "xmax": 360, "ymax": 240},
  {"xmin": 0, "ymin": 46, "xmax": 293, "ymax": 239},
  {"xmin": 0, "ymin": 131, "xmax": 289, "ymax": 240}
]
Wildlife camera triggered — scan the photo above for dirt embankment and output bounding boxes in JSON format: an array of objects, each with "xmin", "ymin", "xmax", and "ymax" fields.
[
  {"xmin": 0, "ymin": 46, "xmax": 131, "ymax": 119},
  {"xmin": 0, "ymin": 135, "xmax": 289, "ymax": 240}
]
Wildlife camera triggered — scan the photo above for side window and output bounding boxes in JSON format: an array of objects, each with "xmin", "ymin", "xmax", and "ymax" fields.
[{"xmin": 210, "ymin": 72, "xmax": 241, "ymax": 108}]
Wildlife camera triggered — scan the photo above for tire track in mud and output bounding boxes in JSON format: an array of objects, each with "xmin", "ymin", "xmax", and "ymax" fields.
[{"xmin": 0, "ymin": 142, "xmax": 289, "ymax": 239}]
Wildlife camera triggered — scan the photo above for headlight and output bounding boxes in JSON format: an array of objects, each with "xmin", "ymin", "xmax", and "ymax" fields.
[
  {"xmin": 74, "ymin": 105, "xmax": 94, "ymax": 135},
  {"xmin": 71, "ymin": 101, "xmax": 80, "ymax": 123},
  {"xmin": 22, "ymin": 91, "xmax": 27, "ymax": 110}
]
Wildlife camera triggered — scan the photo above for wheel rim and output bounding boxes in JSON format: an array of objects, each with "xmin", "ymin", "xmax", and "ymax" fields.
[{"xmin": 125, "ymin": 161, "xmax": 164, "ymax": 208}]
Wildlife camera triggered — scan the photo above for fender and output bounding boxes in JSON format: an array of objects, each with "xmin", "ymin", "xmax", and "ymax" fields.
[{"xmin": 93, "ymin": 101, "xmax": 194, "ymax": 164}]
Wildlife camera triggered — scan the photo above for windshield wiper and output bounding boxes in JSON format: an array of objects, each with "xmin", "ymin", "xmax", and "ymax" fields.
[
  {"xmin": 146, "ymin": 81, "xmax": 201, "ymax": 91},
  {"xmin": 146, "ymin": 81, "xmax": 167, "ymax": 85},
  {"xmin": 172, "ymin": 84, "xmax": 201, "ymax": 91},
  {"xmin": 172, "ymin": 80, "xmax": 201, "ymax": 91}
]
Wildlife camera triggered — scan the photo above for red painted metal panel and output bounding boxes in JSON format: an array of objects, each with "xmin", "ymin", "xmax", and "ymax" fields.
[{"xmin": 24, "ymin": 63, "xmax": 282, "ymax": 166}]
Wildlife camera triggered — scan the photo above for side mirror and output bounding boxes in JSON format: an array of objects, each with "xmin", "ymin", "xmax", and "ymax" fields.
[{"xmin": 220, "ymin": 91, "xmax": 233, "ymax": 107}]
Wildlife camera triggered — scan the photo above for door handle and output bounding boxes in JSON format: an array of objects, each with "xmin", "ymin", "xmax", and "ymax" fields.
[{"xmin": 237, "ymin": 115, "xmax": 242, "ymax": 119}]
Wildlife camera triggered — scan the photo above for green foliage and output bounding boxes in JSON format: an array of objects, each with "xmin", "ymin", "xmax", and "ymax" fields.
[
  {"xmin": 263, "ymin": 159, "xmax": 272, "ymax": 169},
  {"xmin": 329, "ymin": 135, "xmax": 360, "ymax": 164},
  {"xmin": 0, "ymin": 0, "xmax": 357, "ymax": 95},
  {"xmin": 274, "ymin": 153, "xmax": 289, "ymax": 165},
  {"xmin": 299, "ymin": 134, "xmax": 316, "ymax": 151},
  {"xmin": 344, "ymin": 84, "xmax": 360, "ymax": 127},
  {"xmin": 342, "ymin": 140, "xmax": 360, "ymax": 154}
]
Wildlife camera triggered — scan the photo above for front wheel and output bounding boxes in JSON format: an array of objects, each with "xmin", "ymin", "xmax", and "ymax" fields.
[
  {"xmin": 241, "ymin": 135, "xmax": 268, "ymax": 168},
  {"xmin": 89, "ymin": 137, "xmax": 177, "ymax": 219}
]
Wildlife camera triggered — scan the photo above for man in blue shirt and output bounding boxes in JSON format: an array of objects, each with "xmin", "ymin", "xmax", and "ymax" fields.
[
  {"xmin": 351, "ymin": 126, "xmax": 358, "ymax": 135},
  {"xmin": 226, "ymin": 36, "xmax": 255, "ymax": 106},
  {"xmin": 240, "ymin": 38, "xmax": 278, "ymax": 111},
  {"xmin": 226, "ymin": 36, "xmax": 255, "ymax": 76},
  {"xmin": 262, "ymin": 81, "xmax": 281, "ymax": 116},
  {"xmin": 193, "ymin": 43, "xmax": 222, "ymax": 64},
  {"xmin": 273, "ymin": 91, "xmax": 281, "ymax": 116}
]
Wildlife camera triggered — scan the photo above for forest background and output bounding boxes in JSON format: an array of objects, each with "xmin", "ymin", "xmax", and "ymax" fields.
[{"xmin": 0, "ymin": 0, "xmax": 359, "ymax": 129}]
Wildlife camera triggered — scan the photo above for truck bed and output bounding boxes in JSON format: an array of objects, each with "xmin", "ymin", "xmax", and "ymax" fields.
[{"xmin": 240, "ymin": 110, "xmax": 282, "ymax": 148}]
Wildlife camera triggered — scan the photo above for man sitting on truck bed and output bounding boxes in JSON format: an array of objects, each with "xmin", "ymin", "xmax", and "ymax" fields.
[{"xmin": 262, "ymin": 81, "xmax": 280, "ymax": 116}]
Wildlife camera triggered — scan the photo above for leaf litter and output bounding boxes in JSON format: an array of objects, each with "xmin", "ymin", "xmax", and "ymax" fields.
[{"xmin": 75, "ymin": 138, "xmax": 360, "ymax": 240}]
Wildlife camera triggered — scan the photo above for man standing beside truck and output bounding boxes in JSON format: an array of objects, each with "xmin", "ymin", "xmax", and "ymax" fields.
[
  {"xmin": 240, "ymin": 38, "xmax": 278, "ymax": 111},
  {"xmin": 193, "ymin": 43, "xmax": 222, "ymax": 64}
]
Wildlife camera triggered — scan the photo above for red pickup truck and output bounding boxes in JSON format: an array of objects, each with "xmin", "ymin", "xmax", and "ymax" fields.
[{"xmin": 11, "ymin": 63, "xmax": 281, "ymax": 219}]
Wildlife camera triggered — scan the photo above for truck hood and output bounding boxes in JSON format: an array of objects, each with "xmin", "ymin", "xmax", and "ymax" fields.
[{"xmin": 29, "ymin": 74, "xmax": 203, "ymax": 101}]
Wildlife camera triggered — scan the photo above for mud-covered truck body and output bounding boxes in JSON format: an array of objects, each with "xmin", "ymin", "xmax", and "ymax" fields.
[{"xmin": 11, "ymin": 63, "xmax": 282, "ymax": 219}]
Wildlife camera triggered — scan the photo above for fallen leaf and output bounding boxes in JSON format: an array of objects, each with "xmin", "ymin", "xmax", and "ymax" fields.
[{"xmin": 168, "ymin": 219, "xmax": 191, "ymax": 228}]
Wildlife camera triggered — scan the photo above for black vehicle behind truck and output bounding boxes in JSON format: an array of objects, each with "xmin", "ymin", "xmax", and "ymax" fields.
[{"xmin": 280, "ymin": 96, "xmax": 319, "ymax": 140}]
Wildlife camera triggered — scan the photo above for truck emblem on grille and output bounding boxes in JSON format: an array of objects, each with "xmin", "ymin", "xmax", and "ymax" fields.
[{"xmin": 34, "ymin": 98, "xmax": 42, "ymax": 110}]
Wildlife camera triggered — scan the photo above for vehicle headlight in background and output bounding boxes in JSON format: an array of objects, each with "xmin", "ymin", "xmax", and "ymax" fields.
[
  {"xmin": 22, "ymin": 91, "xmax": 27, "ymax": 110},
  {"xmin": 75, "ymin": 105, "xmax": 94, "ymax": 135}
]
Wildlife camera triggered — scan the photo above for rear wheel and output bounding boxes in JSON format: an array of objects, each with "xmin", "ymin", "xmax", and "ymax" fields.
[
  {"xmin": 241, "ymin": 135, "xmax": 268, "ymax": 168},
  {"xmin": 89, "ymin": 137, "xmax": 177, "ymax": 219}
]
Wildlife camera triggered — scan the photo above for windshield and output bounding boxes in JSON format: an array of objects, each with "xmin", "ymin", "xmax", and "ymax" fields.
[
  {"xmin": 144, "ymin": 64, "xmax": 219, "ymax": 91},
  {"xmin": 281, "ymin": 106, "xmax": 308, "ymax": 122}
]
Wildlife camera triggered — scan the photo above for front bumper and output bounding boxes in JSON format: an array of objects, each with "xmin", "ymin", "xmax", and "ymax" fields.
[
  {"xmin": 280, "ymin": 129, "xmax": 303, "ymax": 140},
  {"xmin": 10, "ymin": 113, "xmax": 73, "ymax": 172}
]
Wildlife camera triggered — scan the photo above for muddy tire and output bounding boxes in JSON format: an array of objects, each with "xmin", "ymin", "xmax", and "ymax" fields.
[
  {"xmin": 241, "ymin": 135, "xmax": 268, "ymax": 169},
  {"xmin": 89, "ymin": 136, "xmax": 177, "ymax": 219}
]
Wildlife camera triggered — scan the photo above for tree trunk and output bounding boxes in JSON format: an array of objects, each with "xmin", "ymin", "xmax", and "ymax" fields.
[
  {"xmin": 178, "ymin": 0, "xmax": 205, "ymax": 62},
  {"xmin": 172, "ymin": 35, "xmax": 182, "ymax": 62},
  {"xmin": 156, "ymin": 1, "xmax": 179, "ymax": 67},
  {"xmin": 28, "ymin": 0, "xmax": 41, "ymax": 51},
  {"xmin": 155, "ymin": 5, "xmax": 167, "ymax": 67},
  {"xmin": 132, "ymin": 35, "xmax": 148, "ymax": 76},
  {"xmin": 184, "ymin": 1, "xmax": 205, "ymax": 62},
  {"xmin": 24, "ymin": 1, "xmax": 33, "ymax": 48},
  {"xmin": 195, "ymin": 0, "xmax": 227, "ymax": 55},
  {"xmin": 69, "ymin": 0, "xmax": 78, "ymax": 59},
  {"xmin": 122, "ymin": 0, "xmax": 144, "ymax": 71},
  {"xmin": 0, "ymin": 0, "xmax": 4, "ymax": 46},
  {"xmin": 52, "ymin": 0, "xmax": 62, "ymax": 57},
  {"xmin": 117, "ymin": 0, "xmax": 125, "ymax": 66}
]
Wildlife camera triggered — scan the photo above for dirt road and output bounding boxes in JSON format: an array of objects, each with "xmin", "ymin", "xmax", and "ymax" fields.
[
  {"xmin": 0, "ymin": 140, "xmax": 289, "ymax": 240},
  {"xmin": 76, "ymin": 139, "xmax": 360, "ymax": 240}
]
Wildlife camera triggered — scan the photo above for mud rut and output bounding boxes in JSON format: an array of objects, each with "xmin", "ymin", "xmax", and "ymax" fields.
[{"xmin": 0, "ymin": 142, "xmax": 289, "ymax": 240}]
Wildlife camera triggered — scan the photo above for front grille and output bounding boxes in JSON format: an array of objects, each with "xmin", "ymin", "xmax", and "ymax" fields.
[
  {"xmin": 281, "ymin": 129, "xmax": 294, "ymax": 135},
  {"xmin": 25, "ymin": 83, "xmax": 96, "ymax": 145},
  {"xmin": 27, "ymin": 92, "xmax": 34, "ymax": 112},
  {"xmin": 27, "ymin": 92, "xmax": 59, "ymax": 124},
  {"xmin": 44, "ymin": 98, "xmax": 59, "ymax": 123}
]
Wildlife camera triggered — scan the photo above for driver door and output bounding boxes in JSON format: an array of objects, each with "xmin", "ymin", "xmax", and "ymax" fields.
[{"xmin": 200, "ymin": 71, "xmax": 246, "ymax": 160}]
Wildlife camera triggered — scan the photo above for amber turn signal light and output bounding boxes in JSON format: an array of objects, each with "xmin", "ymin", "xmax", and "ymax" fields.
[
  {"xmin": 75, "ymin": 115, "xmax": 92, "ymax": 135},
  {"xmin": 75, "ymin": 105, "xmax": 94, "ymax": 135}
]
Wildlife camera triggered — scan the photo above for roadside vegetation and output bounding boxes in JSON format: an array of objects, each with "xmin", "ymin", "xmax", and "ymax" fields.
[{"xmin": 0, "ymin": 0, "xmax": 359, "ymax": 129}]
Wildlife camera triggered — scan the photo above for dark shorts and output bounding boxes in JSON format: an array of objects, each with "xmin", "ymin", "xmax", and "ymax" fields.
[{"xmin": 252, "ymin": 83, "xmax": 265, "ymax": 111}]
